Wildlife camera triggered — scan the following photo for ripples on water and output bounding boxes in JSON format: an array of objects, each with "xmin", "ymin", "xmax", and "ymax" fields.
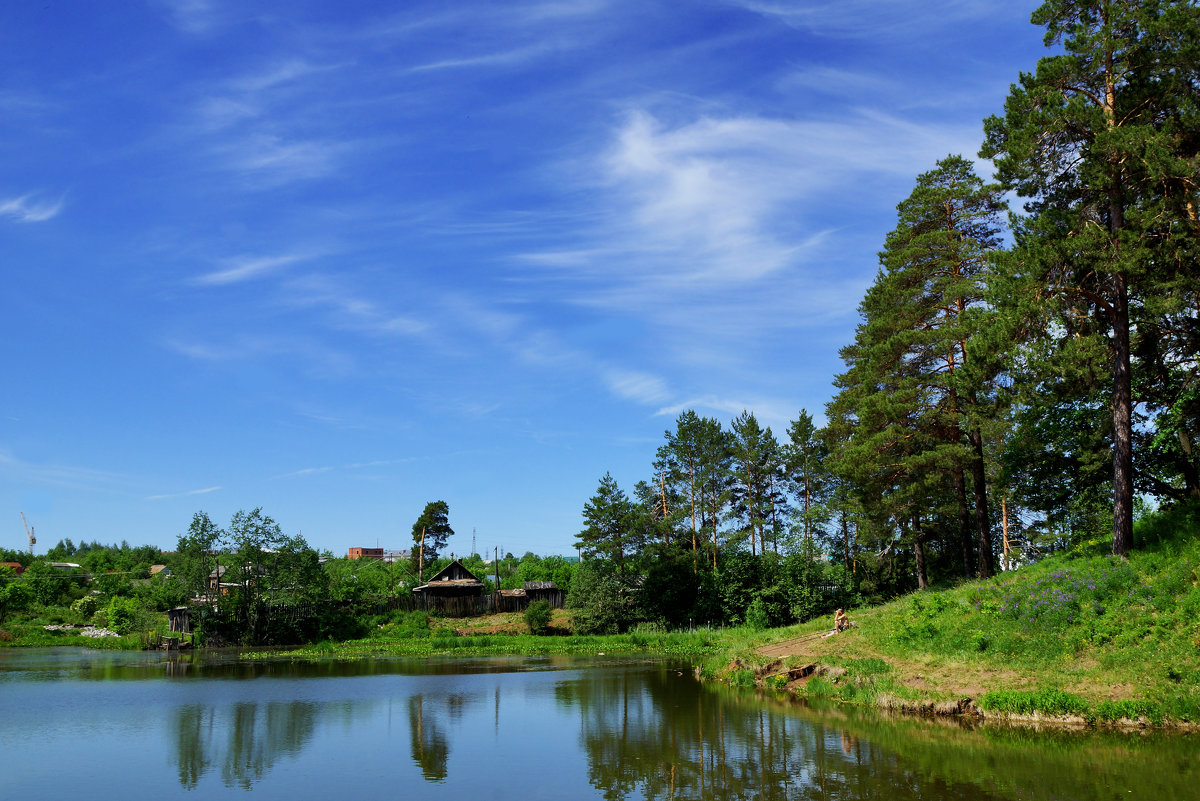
[{"xmin": 0, "ymin": 648, "xmax": 1193, "ymax": 800}]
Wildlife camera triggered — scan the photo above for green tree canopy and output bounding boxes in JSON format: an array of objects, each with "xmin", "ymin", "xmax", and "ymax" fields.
[{"xmin": 410, "ymin": 501, "xmax": 454, "ymax": 580}]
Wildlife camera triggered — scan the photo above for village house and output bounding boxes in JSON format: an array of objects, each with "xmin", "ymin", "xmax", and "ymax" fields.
[{"xmin": 412, "ymin": 559, "xmax": 485, "ymax": 599}]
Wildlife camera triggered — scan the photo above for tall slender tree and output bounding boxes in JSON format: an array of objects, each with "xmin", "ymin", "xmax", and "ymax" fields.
[
  {"xmin": 784, "ymin": 409, "xmax": 831, "ymax": 548},
  {"xmin": 982, "ymin": 0, "xmax": 1200, "ymax": 556},
  {"xmin": 728, "ymin": 411, "xmax": 782, "ymax": 556},
  {"xmin": 877, "ymin": 154, "xmax": 1007, "ymax": 577}
]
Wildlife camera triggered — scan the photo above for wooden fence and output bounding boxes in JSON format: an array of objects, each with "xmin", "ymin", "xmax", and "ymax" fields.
[{"xmin": 380, "ymin": 590, "xmax": 564, "ymax": 617}]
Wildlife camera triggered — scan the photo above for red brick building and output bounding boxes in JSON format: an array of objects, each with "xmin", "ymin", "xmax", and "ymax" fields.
[{"xmin": 347, "ymin": 547, "xmax": 384, "ymax": 560}]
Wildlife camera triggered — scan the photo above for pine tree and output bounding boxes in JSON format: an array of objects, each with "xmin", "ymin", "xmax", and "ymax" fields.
[
  {"xmin": 410, "ymin": 501, "xmax": 454, "ymax": 580},
  {"xmin": 981, "ymin": 0, "xmax": 1200, "ymax": 556},
  {"xmin": 827, "ymin": 155, "xmax": 1007, "ymax": 583},
  {"xmin": 576, "ymin": 473, "xmax": 636, "ymax": 572},
  {"xmin": 728, "ymin": 411, "xmax": 783, "ymax": 556},
  {"xmin": 784, "ymin": 409, "xmax": 831, "ymax": 548}
]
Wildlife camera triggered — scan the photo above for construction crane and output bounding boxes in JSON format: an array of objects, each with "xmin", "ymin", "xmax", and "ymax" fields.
[{"xmin": 21, "ymin": 512, "xmax": 36, "ymax": 555}]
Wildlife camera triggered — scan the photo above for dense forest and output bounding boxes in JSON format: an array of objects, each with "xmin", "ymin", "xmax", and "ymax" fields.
[{"xmin": 568, "ymin": 0, "xmax": 1200, "ymax": 631}]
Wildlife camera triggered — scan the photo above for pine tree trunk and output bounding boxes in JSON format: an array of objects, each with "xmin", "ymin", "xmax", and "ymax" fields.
[
  {"xmin": 1112, "ymin": 270, "xmax": 1134, "ymax": 557},
  {"xmin": 953, "ymin": 467, "xmax": 974, "ymax": 577},
  {"xmin": 969, "ymin": 429, "xmax": 994, "ymax": 577},
  {"xmin": 912, "ymin": 515, "xmax": 928, "ymax": 590},
  {"xmin": 841, "ymin": 510, "xmax": 850, "ymax": 571}
]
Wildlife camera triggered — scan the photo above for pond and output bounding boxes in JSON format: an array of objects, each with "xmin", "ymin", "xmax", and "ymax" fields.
[{"xmin": 1, "ymin": 648, "xmax": 1194, "ymax": 800}]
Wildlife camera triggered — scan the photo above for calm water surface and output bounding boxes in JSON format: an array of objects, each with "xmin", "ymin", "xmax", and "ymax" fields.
[{"xmin": 1, "ymin": 648, "xmax": 1194, "ymax": 800}]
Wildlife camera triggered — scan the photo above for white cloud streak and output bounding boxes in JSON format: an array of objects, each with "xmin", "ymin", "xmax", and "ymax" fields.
[
  {"xmin": 733, "ymin": 0, "xmax": 1007, "ymax": 38},
  {"xmin": 1, "ymin": 194, "xmax": 64, "ymax": 223},
  {"xmin": 195, "ymin": 252, "xmax": 312, "ymax": 285},
  {"xmin": 146, "ymin": 486, "xmax": 222, "ymax": 500},
  {"xmin": 0, "ymin": 449, "xmax": 129, "ymax": 492}
]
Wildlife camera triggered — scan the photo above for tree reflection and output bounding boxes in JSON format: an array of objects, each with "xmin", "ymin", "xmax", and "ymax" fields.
[
  {"xmin": 558, "ymin": 668, "xmax": 1006, "ymax": 801},
  {"xmin": 169, "ymin": 700, "xmax": 319, "ymax": 789},
  {"xmin": 408, "ymin": 694, "xmax": 449, "ymax": 781},
  {"xmin": 405, "ymin": 690, "xmax": 485, "ymax": 782},
  {"xmin": 172, "ymin": 705, "xmax": 211, "ymax": 789}
]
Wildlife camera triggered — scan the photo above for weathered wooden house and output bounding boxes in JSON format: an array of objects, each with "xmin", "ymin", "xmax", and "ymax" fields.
[
  {"xmin": 524, "ymin": 581, "xmax": 564, "ymax": 607},
  {"xmin": 412, "ymin": 559, "xmax": 485, "ymax": 598}
]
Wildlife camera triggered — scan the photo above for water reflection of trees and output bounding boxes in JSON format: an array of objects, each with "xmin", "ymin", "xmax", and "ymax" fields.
[
  {"xmin": 170, "ymin": 701, "xmax": 320, "ymax": 789},
  {"xmin": 407, "ymin": 691, "xmax": 485, "ymax": 782},
  {"xmin": 556, "ymin": 668, "xmax": 1004, "ymax": 801},
  {"xmin": 408, "ymin": 695, "xmax": 449, "ymax": 781}
]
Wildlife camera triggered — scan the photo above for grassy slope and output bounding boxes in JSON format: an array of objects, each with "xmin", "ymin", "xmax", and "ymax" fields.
[{"xmin": 708, "ymin": 510, "xmax": 1200, "ymax": 726}]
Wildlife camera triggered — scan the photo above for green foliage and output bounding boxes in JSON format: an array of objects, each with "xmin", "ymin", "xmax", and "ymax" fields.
[
  {"xmin": 0, "ymin": 568, "xmax": 31, "ymax": 622},
  {"xmin": 524, "ymin": 600, "xmax": 552, "ymax": 635},
  {"xmin": 71, "ymin": 595, "xmax": 100, "ymax": 617},
  {"xmin": 568, "ymin": 560, "xmax": 638, "ymax": 634},
  {"xmin": 575, "ymin": 474, "xmax": 639, "ymax": 571},
  {"xmin": 410, "ymin": 500, "xmax": 454, "ymax": 577},
  {"xmin": 744, "ymin": 598, "xmax": 769, "ymax": 630},
  {"xmin": 978, "ymin": 689, "xmax": 1090, "ymax": 719},
  {"xmin": 105, "ymin": 596, "xmax": 145, "ymax": 635}
]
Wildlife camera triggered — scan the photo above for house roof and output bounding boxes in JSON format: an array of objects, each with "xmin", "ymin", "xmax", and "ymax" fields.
[
  {"xmin": 426, "ymin": 559, "xmax": 482, "ymax": 583},
  {"xmin": 412, "ymin": 559, "xmax": 485, "ymax": 592}
]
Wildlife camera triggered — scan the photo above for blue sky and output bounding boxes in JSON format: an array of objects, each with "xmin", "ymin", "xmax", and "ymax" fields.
[{"xmin": 3, "ymin": 0, "xmax": 1045, "ymax": 558}]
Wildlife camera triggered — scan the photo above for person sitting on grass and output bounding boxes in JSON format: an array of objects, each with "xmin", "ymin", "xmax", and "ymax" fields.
[{"xmin": 821, "ymin": 608, "xmax": 849, "ymax": 638}]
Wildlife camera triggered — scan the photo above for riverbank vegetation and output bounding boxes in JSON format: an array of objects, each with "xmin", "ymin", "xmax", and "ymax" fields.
[{"xmin": 699, "ymin": 501, "xmax": 1200, "ymax": 727}]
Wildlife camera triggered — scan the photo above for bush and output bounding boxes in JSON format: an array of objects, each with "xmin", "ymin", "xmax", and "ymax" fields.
[
  {"xmin": 105, "ymin": 596, "xmax": 145, "ymax": 635},
  {"xmin": 524, "ymin": 600, "xmax": 552, "ymax": 635},
  {"xmin": 568, "ymin": 561, "xmax": 639, "ymax": 634},
  {"xmin": 745, "ymin": 598, "xmax": 770, "ymax": 630},
  {"xmin": 72, "ymin": 595, "xmax": 100, "ymax": 618}
]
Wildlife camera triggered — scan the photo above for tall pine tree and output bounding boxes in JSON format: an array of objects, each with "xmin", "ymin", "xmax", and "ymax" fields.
[{"xmin": 981, "ymin": 0, "xmax": 1200, "ymax": 556}]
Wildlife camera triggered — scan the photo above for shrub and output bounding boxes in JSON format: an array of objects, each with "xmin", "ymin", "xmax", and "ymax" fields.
[
  {"xmin": 745, "ymin": 598, "xmax": 770, "ymax": 630},
  {"xmin": 525, "ymin": 600, "xmax": 552, "ymax": 635},
  {"xmin": 105, "ymin": 596, "xmax": 145, "ymax": 635},
  {"xmin": 71, "ymin": 595, "xmax": 100, "ymax": 618}
]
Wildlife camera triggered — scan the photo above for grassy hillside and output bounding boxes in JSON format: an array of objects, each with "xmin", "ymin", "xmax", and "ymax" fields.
[{"xmin": 707, "ymin": 502, "xmax": 1200, "ymax": 727}]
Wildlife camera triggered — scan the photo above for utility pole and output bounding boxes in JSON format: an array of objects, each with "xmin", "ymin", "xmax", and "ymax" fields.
[{"xmin": 419, "ymin": 526, "xmax": 426, "ymax": 584}]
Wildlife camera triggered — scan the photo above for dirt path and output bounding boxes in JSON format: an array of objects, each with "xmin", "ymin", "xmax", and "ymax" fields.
[{"xmin": 757, "ymin": 626, "xmax": 1030, "ymax": 700}]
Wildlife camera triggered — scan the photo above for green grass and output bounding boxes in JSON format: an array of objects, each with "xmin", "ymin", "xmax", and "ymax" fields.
[
  {"xmin": 256, "ymin": 627, "xmax": 725, "ymax": 660},
  {"xmin": 711, "ymin": 502, "xmax": 1200, "ymax": 727}
]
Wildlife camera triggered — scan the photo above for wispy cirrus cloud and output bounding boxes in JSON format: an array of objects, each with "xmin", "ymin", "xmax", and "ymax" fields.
[
  {"xmin": 603, "ymin": 368, "xmax": 671, "ymax": 405},
  {"xmin": 407, "ymin": 43, "xmax": 557, "ymax": 73},
  {"xmin": 0, "ymin": 448, "xmax": 128, "ymax": 492},
  {"xmin": 150, "ymin": 0, "xmax": 227, "ymax": 34},
  {"xmin": 523, "ymin": 105, "xmax": 977, "ymax": 296},
  {"xmin": 146, "ymin": 486, "xmax": 222, "ymax": 501},
  {"xmin": 195, "ymin": 252, "xmax": 315, "ymax": 285},
  {"xmin": 279, "ymin": 273, "xmax": 429, "ymax": 338},
  {"xmin": 167, "ymin": 335, "xmax": 356, "ymax": 378},
  {"xmin": 655, "ymin": 395, "xmax": 804, "ymax": 432},
  {"xmin": 732, "ymin": 0, "xmax": 1008, "ymax": 38},
  {"xmin": 216, "ymin": 133, "xmax": 343, "ymax": 184},
  {"xmin": 1, "ymin": 194, "xmax": 64, "ymax": 223},
  {"xmin": 273, "ymin": 459, "xmax": 411, "ymax": 479}
]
